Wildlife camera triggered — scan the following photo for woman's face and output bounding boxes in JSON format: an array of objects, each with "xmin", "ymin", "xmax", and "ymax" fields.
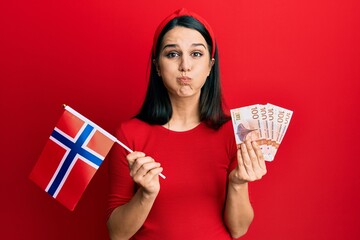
[{"xmin": 156, "ymin": 26, "xmax": 214, "ymax": 99}]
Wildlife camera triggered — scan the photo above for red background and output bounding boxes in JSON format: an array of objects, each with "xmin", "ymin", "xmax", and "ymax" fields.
[{"xmin": 1, "ymin": 0, "xmax": 359, "ymax": 239}]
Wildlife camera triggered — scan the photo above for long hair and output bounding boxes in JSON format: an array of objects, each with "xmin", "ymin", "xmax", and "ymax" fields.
[{"xmin": 136, "ymin": 16, "xmax": 230, "ymax": 130}]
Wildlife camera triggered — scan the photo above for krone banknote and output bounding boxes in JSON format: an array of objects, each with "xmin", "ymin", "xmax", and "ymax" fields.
[
  {"xmin": 230, "ymin": 105, "xmax": 263, "ymax": 145},
  {"xmin": 268, "ymin": 103, "xmax": 293, "ymax": 159}
]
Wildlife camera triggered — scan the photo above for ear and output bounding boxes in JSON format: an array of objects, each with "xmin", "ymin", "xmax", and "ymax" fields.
[
  {"xmin": 153, "ymin": 59, "xmax": 161, "ymax": 77},
  {"xmin": 210, "ymin": 58, "xmax": 215, "ymax": 67},
  {"xmin": 208, "ymin": 58, "xmax": 215, "ymax": 76}
]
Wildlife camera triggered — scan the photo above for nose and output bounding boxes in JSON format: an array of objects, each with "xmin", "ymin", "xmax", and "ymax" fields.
[{"xmin": 179, "ymin": 55, "xmax": 191, "ymax": 72}]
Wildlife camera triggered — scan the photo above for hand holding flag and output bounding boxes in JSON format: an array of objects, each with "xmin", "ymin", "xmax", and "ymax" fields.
[{"xmin": 29, "ymin": 105, "xmax": 165, "ymax": 211}]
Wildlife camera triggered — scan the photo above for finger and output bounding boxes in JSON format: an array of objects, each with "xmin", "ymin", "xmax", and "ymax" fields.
[
  {"xmin": 249, "ymin": 141, "xmax": 267, "ymax": 179},
  {"xmin": 246, "ymin": 140, "xmax": 258, "ymax": 162},
  {"xmin": 130, "ymin": 156, "xmax": 155, "ymax": 177},
  {"xmin": 240, "ymin": 143, "xmax": 256, "ymax": 180},
  {"xmin": 252, "ymin": 141, "xmax": 267, "ymax": 172},
  {"xmin": 141, "ymin": 167, "xmax": 164, "ymax": 182},
  {"xmin": 240, "ymin": 143, "xmax": 251, "ymax": 167},
  {"xmin": 133, "ymin": 164, "xmax": 163, "ymax": 185},
  {"xmin": 135, "ymin": 161, "xmax": 161, "ymax": 178},
  {"xmin": 237, "ymin": 147, "xmax": 244, "ymax": 168},
  {"xmin": 126, "ymin": 151, "xmax": 146, "ymax": 167},
  {"xmin": 246, "ymin": 140, "xmax": 263, "ymax": 171},
  {"xmin": 236, "ymin": 148, "xmax": 250, "ymax": 179}
]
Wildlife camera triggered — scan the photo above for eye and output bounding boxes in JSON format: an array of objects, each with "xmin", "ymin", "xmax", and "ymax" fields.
[
  {"xmin": 191, "ymin": 51, "xmax": 203, "ymax": 58},
  {"xmin": 166, "ymin": 51, "xmax": 180, "ymax": 58}
]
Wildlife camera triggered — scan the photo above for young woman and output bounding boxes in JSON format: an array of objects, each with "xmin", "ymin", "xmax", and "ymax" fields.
[{"xmin": 107, "ymin": 8, "xmax": 267, "ymax": 240}]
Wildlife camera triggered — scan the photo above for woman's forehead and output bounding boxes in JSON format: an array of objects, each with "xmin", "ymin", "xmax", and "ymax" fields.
[{"xmin": 161, "ymin": 26, "xmax": 207, "ymax": 46}]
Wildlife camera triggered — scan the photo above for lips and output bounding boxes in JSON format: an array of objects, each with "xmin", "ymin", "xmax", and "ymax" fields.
[{"xmin": 177, "ymin": 76, "xmax": 192, "ymax": 84}]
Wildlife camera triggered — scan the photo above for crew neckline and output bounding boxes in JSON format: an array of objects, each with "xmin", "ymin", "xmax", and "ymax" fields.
[{"xmin": 157, "ymin": 122, "xmax": 205, "ymax": 134}]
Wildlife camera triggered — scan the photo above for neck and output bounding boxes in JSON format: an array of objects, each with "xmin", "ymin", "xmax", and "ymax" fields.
[{"xmin": 165, "ymin": 96, "xmax": 201, "ymax": 131}]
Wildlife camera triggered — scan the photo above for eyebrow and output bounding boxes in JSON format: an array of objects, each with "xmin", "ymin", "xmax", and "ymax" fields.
[{"xmin": 162, "ymin": 43, "xmax": 207, "ymax": 51}]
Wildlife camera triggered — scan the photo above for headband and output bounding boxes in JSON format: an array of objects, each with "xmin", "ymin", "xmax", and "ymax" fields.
[{"xmin": 152, "ymin": 8, "xmax": 216, "ymax": 58}]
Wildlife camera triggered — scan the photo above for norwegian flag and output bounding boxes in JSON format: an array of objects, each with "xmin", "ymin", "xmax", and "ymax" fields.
[{"xmin": 29, "ymin": 105, "xmax": 116, "ymax": 211}]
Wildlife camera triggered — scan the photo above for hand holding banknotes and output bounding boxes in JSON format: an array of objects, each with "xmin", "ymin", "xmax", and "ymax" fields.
[
  {"xmin": 231, "ymin": 103, "xmax": 293, "ymax": 161},
  {"xmin": 229, "ymin": 141, "xmax": 267, "ymax": 185}
]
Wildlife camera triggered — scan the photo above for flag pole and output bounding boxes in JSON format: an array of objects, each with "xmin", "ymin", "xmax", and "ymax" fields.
[{"xmin": 63, "ymin": 104, "xmax": 166, "ymax": 179}]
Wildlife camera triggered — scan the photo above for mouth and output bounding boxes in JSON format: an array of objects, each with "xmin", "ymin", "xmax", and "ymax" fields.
[{"xmin": 177, "ymin": 76, "xmax": 192, "ymax": 84}]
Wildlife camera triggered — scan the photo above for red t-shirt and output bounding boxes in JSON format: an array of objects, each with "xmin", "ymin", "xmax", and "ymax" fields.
[{"xmin": 107, "ymin": 118, "xmax": 238, "ymax": 239}]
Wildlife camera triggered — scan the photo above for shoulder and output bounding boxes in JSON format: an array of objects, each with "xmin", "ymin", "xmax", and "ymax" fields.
[
  {"xmin": 217, "ymin": 120, "xmax": 238, "ymax": 157},
  {"xmin": 119, "ymin": 118, "xmax": 148, "ymax": 130},
  {"xmin": 217, "ymin": 119, "xmax": 234, "ymax": 136},
  {"xmin": 115, "ymin": 118, "xmax": 149, "ymax": 136},
  {"xmin": 115, "ymin": 118, "xmax": 159, "ymax": 140}
]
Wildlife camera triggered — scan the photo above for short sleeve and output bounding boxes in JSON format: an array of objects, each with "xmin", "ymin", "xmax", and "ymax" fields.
[
  {"xmin": 106, "ymin": 124, "xmax": 135, "ymax": 220},
  {"xmin": 223, "ymin": 121, "xmax": 238, "ymax": 173}
]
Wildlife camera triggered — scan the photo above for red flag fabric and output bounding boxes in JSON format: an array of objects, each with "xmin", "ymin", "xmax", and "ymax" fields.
[{"xmin": 29, "ymin": 105, "xmax": 116, "ymax": 211}]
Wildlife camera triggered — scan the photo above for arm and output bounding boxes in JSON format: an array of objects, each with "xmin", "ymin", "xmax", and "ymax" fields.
[
  {"xmin": 107, "ymin": 188, "xmax": 158, "ymax": 240},
  {"xmin": 224, "ymin": 141, "xmax": 267, "ymax": 238},
  {"xmin": 224, "ymin": 182, "xmax": 253, "ymax": 238},
  {"xmin": 107, "ymin": 152, "xmax": 163, "ymax": 240}
]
